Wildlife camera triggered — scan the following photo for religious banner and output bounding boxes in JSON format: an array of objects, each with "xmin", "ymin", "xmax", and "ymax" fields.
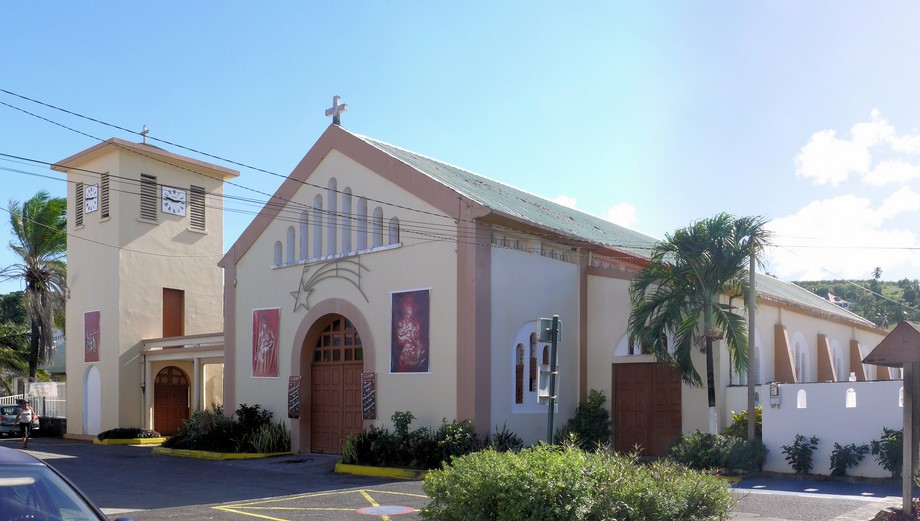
[
  {"xmin": 390, "ymin": 289, "xmax": 430, "ymax": 373},
  {"xmin": 287, "ymin": 376, "xmax": 301, "ymax": 419},
  {"xmin": 252, "ymin": 308, "xmax": 280, "ymax": 378},
  {"xmin": 84, "ymin": 310, "xmax": 100, "ymax": 363},
  {"xmin": 361, "ymin": 372, "xmax": 377, "ymax": 420}
]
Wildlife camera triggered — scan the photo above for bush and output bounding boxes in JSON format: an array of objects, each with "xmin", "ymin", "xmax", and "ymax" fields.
[
  {"xmin": 829, "ymin": 442, "xmax": 870, "ymax": 477},
  {"xmin": 162, "ymin": 403, "xmax": 289, "ymax": 453},
  {"xmin": 723, "ymin": 407, "xmax": 762, "ymax": 439},
  {"xmin": 668, "ymin": 431, "xmax": 728, "ymax": 471},
  {"xmin": 781, "ymin": 434, "xmax": 819, "ymax": 474},
  {"xmin": 556, "ymin": 389, "xmax": 611, "ymax": 450},
  {"xmin": 871, "ymin": 427, "xmax": 903, "ymax": 478},
  {"xmin": 667, "ymin": 431, "xmax": 767, "ymax": 474},
  {"xmin": 488, "ymin": 423, "xmax": 523, "ymax": 453},
  {"xmin": 96, "ymin": 427, "xmax": 161, "ymax": 441},
  {"xmin": 342, "ymin": 412, "xmax": 505, "ymax": 470},
  {"xmin": 422, "ymin": 443, "xmax": 734, "ymax": 521}
]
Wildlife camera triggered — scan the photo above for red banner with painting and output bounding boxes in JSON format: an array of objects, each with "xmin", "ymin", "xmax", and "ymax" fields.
[
  {"xmin": 252, "ymin": 308, "xmax": 280, "ymax": 378},
  {"xmin": 84, "ymin": 311, "xmax": 100, "ymax": 363}
]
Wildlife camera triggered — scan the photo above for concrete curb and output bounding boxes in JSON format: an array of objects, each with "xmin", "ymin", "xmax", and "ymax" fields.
[
  {"xmin": 93, "ymin": 437, "xmax": 167, "ymax": 445},
  {"xmin": 334, "ymin": 460, "xmax": 427, "ymax": 480},
  {"xmin": 151, "ymin": 447, "xmax": 291, "ymax": 460}
]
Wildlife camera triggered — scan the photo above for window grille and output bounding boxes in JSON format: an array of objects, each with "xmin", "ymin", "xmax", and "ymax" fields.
[
  {"xmin": 190, "ymin": 185, "xmax": 205, "ymax": 230},
  {"xmin": 75, "ymin": 182, "xmax": 84, "ymax": 227},
  {"xmin": 140, "ymin": 174, "xmax": 157, "ymax": 221},
  {"xmin": 100, "ymin": 174, "xmax": 110, "ymax": 219}
]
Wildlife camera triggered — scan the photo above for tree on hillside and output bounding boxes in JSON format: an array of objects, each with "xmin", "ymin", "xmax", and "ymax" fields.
[
  {"xmin": 628, "ymin": 213, "xmax": 771, "ymax": 434},
  {"xmin": 0, "ymin": 191, "xmax": 67, "ymax": 379}
]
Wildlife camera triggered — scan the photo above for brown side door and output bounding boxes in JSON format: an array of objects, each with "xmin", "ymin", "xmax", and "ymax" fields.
[
  {"xmin": 154, "ymin": 366, "xmax": 190, "ymax": 436},
  {"xmin": 613, "ymin": 362, "xmax": 682, "ymax": 456}
]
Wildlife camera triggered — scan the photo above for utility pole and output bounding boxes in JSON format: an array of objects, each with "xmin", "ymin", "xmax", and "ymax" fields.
[{"xmin": 546, "ymin": 315, "xmax": 560, "ymax": 443}]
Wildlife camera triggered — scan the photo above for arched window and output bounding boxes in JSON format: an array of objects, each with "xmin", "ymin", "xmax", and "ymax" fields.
[
  {"xmin": 372, "ymin": 207, "xmax": 384, "ymax": 248},
  {"xmin": 845, "ymin": 388, "xmax": 856, "ymax": 408},
  {"xmin": 273, "ymin": 241, "xmax": 282, "ymax": 267},
  {"xmin": 327, "ymin": 178, "xmax": 338, "ymax": 255},
  {"xmin": 529, "ymin": 334, "xmax": 537, "ymax": 392},
  {"xmin": 357, "ymin": 197, "xmax": 368, "ymax": 251},
  {"xmin": 342, "ymin": 187, "xmax": 353, "ymax": 253},
  {"xmin": 300, "ymin": 211, "xmax": 309, "ymax": 261},
  {"xmin": 796, "ymin": 389, "xmax": 807, "ymax": 409},
  {"xmin": 515, "ymin": 344, "xmax": 525, "ymax": 404},
  {"xmin": 286, "ymin": 226, "xmax": 295, "ymax": 265},
  {"xmin": 388, "ymin": 217, "xmax": 400, "ymax": 245},
  {"xmin": 313, "ymin": 195, "xmax": 323, "ymax": 258}
]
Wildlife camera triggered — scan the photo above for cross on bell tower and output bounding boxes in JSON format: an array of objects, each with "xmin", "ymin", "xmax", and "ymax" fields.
[{"xmin": 325, "ymin": 96, "xmax": 348, "ymax": 126}]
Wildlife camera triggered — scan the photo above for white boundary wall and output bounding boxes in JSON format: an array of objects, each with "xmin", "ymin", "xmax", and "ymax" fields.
[{"xmin": 760, "ymin": 381, "xmax": 902, "ymax": 478}]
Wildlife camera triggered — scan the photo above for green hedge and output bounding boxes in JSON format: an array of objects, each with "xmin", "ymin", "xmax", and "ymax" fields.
[
  {"xmin": 422, "ymin": 443, "xmax": 734, "ymax": 521},
  {"xmin": 96, "ymin": 427, "xmax": 161, "ymax": 440}
]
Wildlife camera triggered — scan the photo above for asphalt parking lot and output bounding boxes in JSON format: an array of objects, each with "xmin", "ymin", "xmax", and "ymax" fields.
[
  {"xmin": 0, "ymin": 437, "xmax": 427, "ymax": 520},
  {"xmin": 0, "ymin": 437, "xmax": 907, "ymax": 521}
]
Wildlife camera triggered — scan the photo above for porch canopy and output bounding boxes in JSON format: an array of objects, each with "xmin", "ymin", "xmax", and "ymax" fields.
[{"xmin": 863, "ymin": 321, "xmax": 920, "ymax": 513}]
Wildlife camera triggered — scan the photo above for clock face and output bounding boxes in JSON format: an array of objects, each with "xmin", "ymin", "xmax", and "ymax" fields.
[
  {"xmin": 84, "ymin": 184, "xmax": 98, "ymax": 213},
  {"xmin": 162, "ymin": 186, "xmax": 187, "ymax": 216}
]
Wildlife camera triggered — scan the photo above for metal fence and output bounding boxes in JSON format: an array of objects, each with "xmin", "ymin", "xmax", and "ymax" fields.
[{"xmin": 25, "ymin": 382, "xmax": 66, "ymax": 419}]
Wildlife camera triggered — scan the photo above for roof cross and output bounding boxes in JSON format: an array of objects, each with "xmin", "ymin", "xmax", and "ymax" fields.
[
  {"xmin": 140, "ymin": 125, "xmax": 149, "ymax": 144},
  {"xmin": 325, "ymin": 96, "xmax": 348, "ymax": 126}
]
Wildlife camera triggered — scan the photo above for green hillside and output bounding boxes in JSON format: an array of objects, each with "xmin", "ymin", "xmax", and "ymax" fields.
[{"xmin": 793, "ymin": 278, "xmax": 920, "ymax": 329}]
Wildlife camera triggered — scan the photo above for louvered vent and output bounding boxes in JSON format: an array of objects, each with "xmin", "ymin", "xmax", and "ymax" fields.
[
  {"xmin": 75, "ymin": 182, "xmax": 84, "ymax": 227},
  {"xmin": 100, "ymin": 174, "xmax": 110, "ymax": 219},
  {"xmin": 190, "ymin": 185, "xmax": 205, "ymax": 231},
  {"xmin": 140, "ymin": 174, "xmax": 157, "ymax": 222}
]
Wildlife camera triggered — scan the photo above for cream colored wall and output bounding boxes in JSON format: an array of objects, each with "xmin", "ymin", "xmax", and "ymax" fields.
[
  {"xmin": 66, "ymin": 147, "xmax": 225, "ymax": 434},
  {"xmin": 203, "ymin": 362, "xmax": 224, "ymax": 408},
  {"xmin": 232, "ymin": 150, "xmax": 459, "ymax": 431},
  {"xmin": 490, "ymin": 247, "xmax": 579, "ymax": 445},
  {"xmin": 585, "ymin": 274, "xmax": 631, "ymax": 420}
]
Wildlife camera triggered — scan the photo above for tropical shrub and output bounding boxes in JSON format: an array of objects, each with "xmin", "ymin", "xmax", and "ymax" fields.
[
  {"xmin": 556, "ymin": 389, "xmax": 611, "ymax": 450},
  {"xmin": 342, "ymin": 412, "xmax": 509, "ymax": 470},
  {"xmin": 96, "ymin": 427, "xmax": 161, "ymax": 440},
  {"xmin": 723, "ymin": 407, "xmax": 762, "ymax": 439},
  {"xmin": 871, "ymin": 427, "xmax": 903, "ymax": 478},
  {"xmin": 781, "ymin": 434, "xmax": 819, "ymax": 474},
  {"xmin": 162, "ymin": 403, "xmax": 289, "ymax": 453},
  {"xmin": 422, "ymin": 442, "xmax": 734, "ymax": 521},
  {"xmin": 668, "ymin": 430, "xmax": 767, "ymax": 474},
  {"xmin": 829, "ymin": 442, "xmax": 870, "ymax": 477},
  {"xmin": 488, "ymin": 423, "xmax": 523, "ymax": 453}
]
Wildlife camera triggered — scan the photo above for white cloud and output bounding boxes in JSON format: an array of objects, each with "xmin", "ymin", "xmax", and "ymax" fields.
[
  {"xmin": 865, "ymin": 160, "xmax": 920, "ymax": 186},
  {"xmin": 794, "ymin": 129, "xmax": 870, "ymax": 186},
  {"xmin": 878, "ymin": 186, "xmax": 920, "ymax": 220},
  {"xmin": 604, "ymin": 203, "xmax": 639, "ymax": 229},
  {"xmin": 553, "ymin": 194, "xmax": 578, "ymax": 209},
  {"xmin": 889, "ymin": 133, "xmax": 920, "ymax": 154},
  {"xmin": 766, "ymin": 195, "xmax": 920, "ymax": 280}
]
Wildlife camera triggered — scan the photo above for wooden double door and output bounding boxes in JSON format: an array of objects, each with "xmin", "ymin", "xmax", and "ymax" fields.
[
  {"xmin": 154, "ymin": 366, "xmax": 189, "ymax": 436},
  {"xmin": 613, "ymin": 362, "xmax": 682, "ymax": 456},
  {"xmin": 310, "ymin": 316, "xmax": 364, "ymax": 454}
]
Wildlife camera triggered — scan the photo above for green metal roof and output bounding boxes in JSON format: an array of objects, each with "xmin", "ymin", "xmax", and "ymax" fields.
[
  {"xmin": 356, "ymin": 133, "xmax": 658, "ymax": 259},
  {"xmin": 352, "ymin": 131, "xmax": 877, "ymax": 329},
  {"xmin": 754, "ymin": 273, "xmax": 877, "ymax": 327}
]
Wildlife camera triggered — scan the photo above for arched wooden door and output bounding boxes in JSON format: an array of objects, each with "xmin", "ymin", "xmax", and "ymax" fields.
[
  {"xmin": 311, "ymin": 316, "xmax": 363, "ymax": 454},
  {"xmin": 154, "ymin": 366, "xmax": 190, "ymax": 436}
]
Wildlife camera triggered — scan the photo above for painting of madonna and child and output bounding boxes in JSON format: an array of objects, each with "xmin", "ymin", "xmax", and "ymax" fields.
[{"xmin": 390, "ymin": 289, "xmax": 430, "ymax": 373}]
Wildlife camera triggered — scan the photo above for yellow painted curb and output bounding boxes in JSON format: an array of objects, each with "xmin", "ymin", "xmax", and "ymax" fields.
[
  {"xmin": 151, "ymin": 446, "xmax": 291, "ymax": 460},
  {"xmin": 93, "ymin": 438, "xmax": 167, "ymax": 445},
  {"xmin": 334, "ymin": 460, "xmax": 427, "ymax": 480}
]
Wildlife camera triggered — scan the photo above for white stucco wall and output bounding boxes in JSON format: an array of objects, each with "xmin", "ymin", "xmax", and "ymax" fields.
[
  {"xmin": 489, "ymin": 247, "xmax": 579, "ymax": 445},
  {"xmin": 762, "ymin": 381, "xmax": 902, "ymax": 477}
]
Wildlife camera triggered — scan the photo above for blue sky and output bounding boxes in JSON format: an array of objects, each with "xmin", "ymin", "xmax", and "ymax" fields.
[{"xmin": 3, "ymin": 2, "xmax": 920, "ymax": 295}]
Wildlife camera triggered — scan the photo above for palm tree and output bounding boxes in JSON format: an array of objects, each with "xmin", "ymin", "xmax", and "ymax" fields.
[
  {"xmin": 0, "ymin": 191, "xmax": 67, "ymax": 379},
  {"xmin": 628, "ymin": 213, "xmax": 770, "ymax": 433}
]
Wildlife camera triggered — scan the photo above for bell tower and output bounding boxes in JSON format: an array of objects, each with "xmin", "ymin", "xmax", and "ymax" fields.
[{"xmin": 54, "ymin": 137, "xmax": 238, "ymax": 436}]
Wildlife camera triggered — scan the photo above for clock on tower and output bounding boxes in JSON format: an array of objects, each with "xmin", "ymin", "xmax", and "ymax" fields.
[{"xmin": 161, "ymin": 186, "xmax": 187, "ymax": 216}]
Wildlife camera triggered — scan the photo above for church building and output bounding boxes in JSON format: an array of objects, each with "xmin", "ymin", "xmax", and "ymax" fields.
[{"xmin": 58, "ymin": 113, "xmax": 887, "ymax": 456}]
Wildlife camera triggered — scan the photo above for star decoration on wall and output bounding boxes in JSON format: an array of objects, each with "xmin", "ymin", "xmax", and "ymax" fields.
[{"xmin": 290, "ymin": 258, "xmax": 370, "ymax": 312}]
